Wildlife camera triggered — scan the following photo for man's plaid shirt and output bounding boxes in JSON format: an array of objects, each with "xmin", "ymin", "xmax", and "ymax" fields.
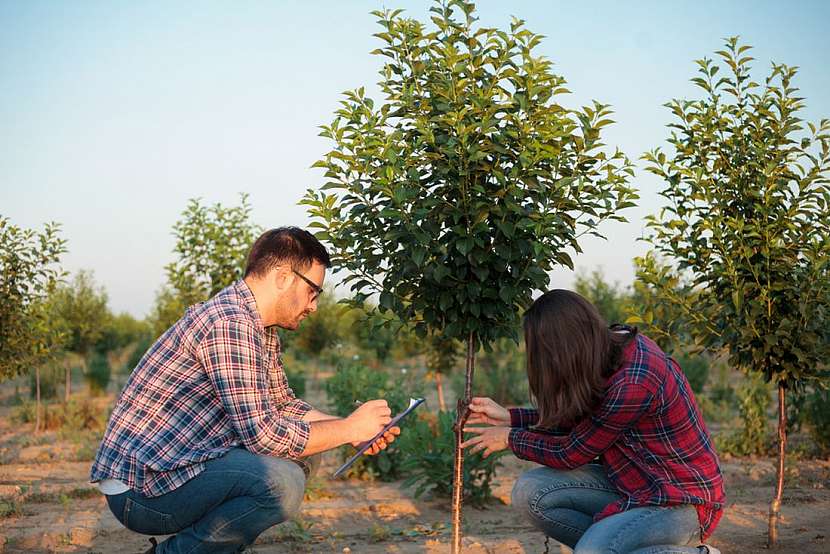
[
  {"xmin": 508, "ymin": 332, "xmax": 725, "ymax": 540},
  {"xmin": 90, "ymin": 280, "xmax": 312, "ymax": 497}
]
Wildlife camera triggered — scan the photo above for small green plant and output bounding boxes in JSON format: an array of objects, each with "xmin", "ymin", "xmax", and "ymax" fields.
[
  {"xmin": 717, "ymin": 373, "xmax": 771, "ymax": 456},
  {"xmin": 302, "ymin": 477, "xmax": 335, "ymax": 502},
  {"xmin": 369, "ymin": 523, "xmax": 392, "ymax": 543},
  {"xmin": 0, "ymin": 498, "xmax": 24, "ymax": 519},
  {"xmin": 399, "ymin": 411, "xmax": 503, "ymax": 508},
  {"xmin": 58, "ymin": 399, "xmax": 106, "ymax": 434},
  {"xmin": 325, "ymin": 363, "xmax": 419, "ymax": 480},
  {"xmin": 272, "ymin": 517, "xmax": 315, "ymax": 542}
]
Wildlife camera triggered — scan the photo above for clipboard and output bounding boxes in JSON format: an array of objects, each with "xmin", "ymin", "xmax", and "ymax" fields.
[{"xmin": 332, "ymin": 397, "xmax": 425, "ymax": 478}]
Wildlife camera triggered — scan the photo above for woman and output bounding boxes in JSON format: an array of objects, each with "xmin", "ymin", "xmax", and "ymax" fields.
[{"xmin": 462, "ymin": 290, "xmax": 725, "ymax": 554}]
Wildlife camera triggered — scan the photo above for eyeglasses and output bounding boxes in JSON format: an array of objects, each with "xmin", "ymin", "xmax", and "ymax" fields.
[{"xmin": 292, "ymin": 269, "xmax": 323, "ymax": 300}]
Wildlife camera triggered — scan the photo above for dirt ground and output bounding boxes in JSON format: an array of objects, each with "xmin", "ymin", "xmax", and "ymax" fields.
[{"xmin": 1, "ymin": 398, "xmax": 829, "ymax": 553}]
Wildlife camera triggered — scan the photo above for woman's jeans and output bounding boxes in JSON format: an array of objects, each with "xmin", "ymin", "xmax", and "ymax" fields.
[
  {"xmin": 106, "ymin": 448, "xmax": 307, "ymax": 554},
  {"xmin": 512, "ymin": 464, "xmax": 704, "ymax": 554}
]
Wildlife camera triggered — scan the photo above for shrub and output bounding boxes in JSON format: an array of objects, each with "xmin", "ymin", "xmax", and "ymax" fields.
[
  {"xmin": 398, "ymin": 411, "xmax": 503, "ymax": 508},
  {"xmin": 709, "ymin": 363, "xmax": 736, "ymax": 406},
  {"xmin": 674, "ymin": 352, "xmax": 709, "ymax": 394},
  {"xmin": 284, "ymin": 365, "xmax": 306, "ymax": 399},
  {"xmin": 13, "ymin": 398, "xmax": 105, "ymax": 433},
  {"xmin": 325, "ymin": 363, "xmax": 419, "ymax": 480},
  {"xmin": 85, "ymin": 353, "xmax": 111, "ymax": 394},
  {"xmin": 716, "ymin": 373, "xmax": 771, "ymax": 456},
  {"xmin": 805, "ymin": 387, "xmax": 830, "ymax": 451}
]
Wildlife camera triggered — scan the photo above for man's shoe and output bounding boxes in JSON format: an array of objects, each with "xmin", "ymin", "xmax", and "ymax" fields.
[
  {"xmin": 143, "ymin": 537, "xmax": 158, "ymax": 554},
  {"xmin": 699, "ymin": 545, "xmax": 721, "ymax": 554}
]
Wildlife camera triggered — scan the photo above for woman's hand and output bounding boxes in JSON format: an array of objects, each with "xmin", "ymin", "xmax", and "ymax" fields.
[
  {"xmin": 465, "ymin": 397, "xmax": 510, "ymax": 426},
  {"xmin": 461, "ymin": 426, "xmax": 510, "ymax": 458}
]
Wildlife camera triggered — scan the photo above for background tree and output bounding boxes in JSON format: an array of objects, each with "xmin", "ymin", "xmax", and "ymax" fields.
[
  {"xmin": 638, "ymin": 38, "xmax": 830, "ymax": 546},
  {"xmin": 573, "ymin": 268, "xmax": 629, "ymax": 326},
  {"xmin": 0, "ymin": 216, "xmax": 67, "ymax": 430},
  {"xmin": 626, "ymin": 259, "xmax": 693, "ymax": 353},
  {"xmin": 49, "ymin": 270, "xmax": 110, "ymax": 401},
  {"xmin": 302, "ymin": 1, "xmax": 636, "ymax": 548},
  {"xmin": 95, "ymin": 311, "xmax": 152, "ymax": 358},
  {"xmin": 151, "ymin": 194, "xmax": 260, "ymax": 334},
  {"xmin": 292, "ymin": 291, "xmax": 343, "ymax": 358}
]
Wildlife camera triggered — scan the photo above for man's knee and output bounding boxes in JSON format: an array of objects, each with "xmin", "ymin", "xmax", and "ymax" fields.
[{"xmin": 255, "ymin": 458, "xmax": 306, "ymax": 520}]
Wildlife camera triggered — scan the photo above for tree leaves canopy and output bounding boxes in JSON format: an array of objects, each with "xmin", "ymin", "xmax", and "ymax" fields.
[
  {"xmin": 303, "ymin": 0, "xmax": 637, "ymax": 346},
  {"xmin": 639, "ymin": 37, "xmax": 830, "ymax": 386}
]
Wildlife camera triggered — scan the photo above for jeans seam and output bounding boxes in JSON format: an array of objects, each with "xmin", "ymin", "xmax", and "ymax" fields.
[
  {"xmin": 529, "ymin": 481, "xmax": 619, "ymax": 522},
  {"xmin": 606, "ymin": 507, "xmax": 675, "ymax": 554},
  {"xmin": 181, "ymin": 504, "xmax": 261, "ymax": 554}
]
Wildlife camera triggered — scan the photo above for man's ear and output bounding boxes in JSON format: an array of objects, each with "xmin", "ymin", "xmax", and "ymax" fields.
[{"xmin": 272, "ymin": 265, "xmax": 295, "ymax": 292}]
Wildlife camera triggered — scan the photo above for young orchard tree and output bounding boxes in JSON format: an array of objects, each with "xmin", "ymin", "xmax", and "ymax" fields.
[
  {"xmin": 0, "ymin": 216, "xmax": 67, "ymax": 431},
  {"xmin": 152, "ymin": 193, "xmax": 260, "ymax": 334},
  {"xmin": 302, "ymin": 1, "xmax": 636, "ymax": 549},
  {"xmin": 637, "ymin": 38, "xmax": 830, "ymax": 547},
  {"xmin": 49, "ymin": 270, "xmax": 110, "ymax": 400}
]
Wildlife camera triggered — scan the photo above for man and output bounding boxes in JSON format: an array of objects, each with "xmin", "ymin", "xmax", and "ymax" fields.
[{"xmin": 90, "ymin": 227, "xmax": 398, "ymax": 554}]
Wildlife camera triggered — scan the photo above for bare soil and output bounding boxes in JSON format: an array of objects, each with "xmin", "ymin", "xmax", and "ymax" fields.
[{"xmin": 1, "ymin": 393, "xmax": 828, "ymax": 553}]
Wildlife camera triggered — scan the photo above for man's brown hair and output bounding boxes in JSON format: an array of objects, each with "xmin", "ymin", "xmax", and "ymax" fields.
[{"xmin": 244, "ymin": 227, "xmax": 331, "ymax": 278}]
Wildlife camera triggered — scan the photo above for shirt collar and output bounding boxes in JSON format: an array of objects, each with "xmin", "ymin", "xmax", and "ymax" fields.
[{"xmin": 234, "ymin": 279, "xmax": 265, "ymax": 331}]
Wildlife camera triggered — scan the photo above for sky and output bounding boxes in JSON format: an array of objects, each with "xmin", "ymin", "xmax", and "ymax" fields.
[{"xmin": 2, "ymin": 0, "xmax": 829, "ymax": 318}]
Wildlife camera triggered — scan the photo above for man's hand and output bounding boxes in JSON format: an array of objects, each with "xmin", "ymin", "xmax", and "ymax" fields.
[
  {"xmin": 353, "ymin": 426, "xmax": 401, "ymax": 455},
  {"xmin": 461, "ymin": 426, "xmax": 510, "ymax": 458},
  {"xmin": 345, "ymin": 399, "xmax": 392, "ymax": 443},
  {"xmin": 465, "ymin": 397, "xmax": 510, "ymax": 427}
]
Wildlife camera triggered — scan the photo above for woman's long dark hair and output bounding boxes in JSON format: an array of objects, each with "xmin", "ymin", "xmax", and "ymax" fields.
[{"xmin": 523, "ymin": 289, "xmax": 636, "ymax": 429}]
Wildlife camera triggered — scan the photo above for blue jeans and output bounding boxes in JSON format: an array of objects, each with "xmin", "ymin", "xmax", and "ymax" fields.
[
  {"xmin": 106, "ymin": 448, "xmax": 306, "ymax": 554},
  {"xmin": 512, "ymin": 464, "xmax": 704, "ymax": 554}
]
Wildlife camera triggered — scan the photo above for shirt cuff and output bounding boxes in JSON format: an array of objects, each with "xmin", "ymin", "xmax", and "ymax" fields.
[
  {"xmin": 281, "ymin": 418, "xmax": 311, "ymax": 459},
  {"xmin": 508, "ymin": 427, "xmax": 529, "ymax": 458}
]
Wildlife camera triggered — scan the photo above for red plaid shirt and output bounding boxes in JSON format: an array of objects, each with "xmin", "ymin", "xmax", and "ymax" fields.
[
  {"xmin": 508, "ymin": 332, "xmax": 725, "ymax": 540},
  {"xmin": 90, "ymin": 280, "xmax": 312, "ymax": 497}
]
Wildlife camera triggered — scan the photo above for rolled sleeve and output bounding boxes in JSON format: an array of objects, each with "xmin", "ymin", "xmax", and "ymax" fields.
[
  {"xmin": 280, "ymin": 397, "xmax": 313, "ymax": 420},
  {"xmin": 508, "ymin": 381, "xmax": 654, "ymax": 469},
  {"xmin": 198, "ymin": 319, "xmax": 311, "ymax": 458}
]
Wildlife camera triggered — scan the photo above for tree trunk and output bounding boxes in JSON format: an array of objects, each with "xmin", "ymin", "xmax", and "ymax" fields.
[
  {"xmin": 65, "ymin": 364, "xmax": 71, "ymax": 403},
  {"xmin": 768, "ymin": 381, "xmax": 787, "ymax": 547},
  {"xmin": 451, "ymin": 331, "xmax": 476, "ymax": 554},
  {"xmin": 35, "ymin": 366, "xmax": 42, "ymax": 433},
  {"xmin": 436, "ymin": 372, "xmax": 447, "ymax": 412}
]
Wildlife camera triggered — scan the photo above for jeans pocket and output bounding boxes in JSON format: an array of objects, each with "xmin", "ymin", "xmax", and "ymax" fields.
[{"xmin": 123, "ymin": 497, "xmax": 178, "ymax": 535}]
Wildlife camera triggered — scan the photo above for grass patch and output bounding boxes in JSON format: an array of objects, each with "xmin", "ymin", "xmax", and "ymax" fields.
[
  {"xmin": 0, "ymin": 498, "xmax": 24, "ymax": 519},
  {"xmin": 27, "ymin": 487, "xmax": 99, "ymax": 504}
]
